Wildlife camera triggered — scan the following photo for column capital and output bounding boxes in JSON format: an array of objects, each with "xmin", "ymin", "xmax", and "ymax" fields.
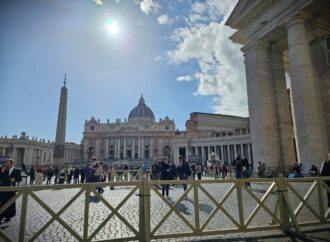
[{"xmin": 241, "ymin": 40, "xmax": 269, "ymax": 55}]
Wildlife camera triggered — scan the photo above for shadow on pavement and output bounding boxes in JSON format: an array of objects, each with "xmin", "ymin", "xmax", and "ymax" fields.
[{"xmin": 189, "ymin": 227, "xmax": 330, "ymax": 242}]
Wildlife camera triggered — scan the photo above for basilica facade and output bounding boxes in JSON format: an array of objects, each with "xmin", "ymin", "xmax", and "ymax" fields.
[
  {"xmin": 82, "ymin": 96, "xmax": 176, "ymax": 163},
  {"xmin": 82, "ymin": 96, "xmax": 252, "ymax": 166}
]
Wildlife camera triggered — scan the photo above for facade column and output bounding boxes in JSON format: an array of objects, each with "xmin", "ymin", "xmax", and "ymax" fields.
[
  {"xmin": 240, "ymin": 144, "xmax": 244, "ymax": 158},
  {"xmin": 242, "ymin": 41, "xmax": 281, "ymax": 169},
  {"xmin": 233, "ymin": 144, "xmax": 237, "ymax": 159},
  {"xmin": 95, "ymin": 139, "xmax": 100, "ymax": 159},
  {"xmin": 286, "ymin": 15, "xmax": 327, "ymax": 166},
  {"xmin": 117, "ymin": 138, "xmax": 121, "ymax": 159},
  {"xmin": 123, "ymin": 137, "xmax": 127, "ymax": 159},
  {"xmin": 201, "ymin": 146, "xmax": 205, "ymax": 166},
  {"xmin": 132, "ymin": 138, "xmax": 135, "ymax": 159},
  {"xmin": 138, "ymin": 138, "xmax": 141, "ymax": 158},
  {"xmin": 105, "ymin": 138, "xmax": 109, "ymax": 160}
]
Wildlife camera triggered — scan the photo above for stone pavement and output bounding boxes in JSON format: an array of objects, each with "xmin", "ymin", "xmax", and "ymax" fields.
[{"xmin": 0, "ymin": 177, "xmax": 329, "ymax": 241}]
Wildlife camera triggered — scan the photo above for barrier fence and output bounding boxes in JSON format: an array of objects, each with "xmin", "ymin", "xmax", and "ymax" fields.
[{"xmin": 0, "ymin": 176, "xmax": 329, "ymax": 242}]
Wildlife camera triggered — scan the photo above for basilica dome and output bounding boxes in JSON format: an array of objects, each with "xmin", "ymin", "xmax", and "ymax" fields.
[{"xmin": 128, "ymin": 96, "xmax": 155, "ymax": 122}]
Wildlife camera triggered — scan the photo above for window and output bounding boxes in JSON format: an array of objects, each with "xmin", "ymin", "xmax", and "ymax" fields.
[{"xmin": 90, "ymin": 126, "xmax": 95, "ymax": 131}]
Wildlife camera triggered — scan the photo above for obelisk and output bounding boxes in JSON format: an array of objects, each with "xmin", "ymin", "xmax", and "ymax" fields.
[{"xmin": 53, "ymin": 74, "xmax": 68, "ymax": 166}]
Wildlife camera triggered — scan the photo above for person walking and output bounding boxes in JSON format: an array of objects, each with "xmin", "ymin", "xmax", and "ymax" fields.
[
  {"xmin": 177, "ymin": 157, "xmax": 190, "ymax": 192},
  {"xmin": 29, "ymin": 166, "xmax": 35, "ymax": 185},
  {"xmin": 320, "ymin": 153, "xmax": 330, "ymax": 207},
  {"xmin": 160, "ymin": 158, "xmax": 174, "ymax": 198},
  {"xmin": 54, "ymin": 166, "xmax": 59, "ymax": 184},
  {"xmin": 234, "ymin": 155, "xmax": 243, "ymax": 179},
  {"xmin": 242, "ymin": 158, "xmax": 251, "ymax": 188},
  {"xmin": 80, "ymin": 166, "xmax": 86, "ymax": 183},
  {"xmin": 196, "ymin": 163, "xmax": 202, "ymax": 180},
  {"xmin": 257, "ymin": 161, "xmax": 265, "ymax": 178},
  {"xmin": 95, "ymin": 162, "xmax": 105, "ymax": 194},
  {"xmin": 35, "ymin": 168, "xmax": 43, "ymax": 185},
  {"xmin": 73, "ymin": 167, "xmax": 80, "ymax": 183},
  {"xmin": 0, "ymin": 159, "xmax": 22, "ymax": 224}
]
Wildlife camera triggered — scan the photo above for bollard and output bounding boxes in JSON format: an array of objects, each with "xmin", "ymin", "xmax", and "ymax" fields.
[{"xmin": 139, "ymin": 175, "xmax": 150, "ymax": 242}]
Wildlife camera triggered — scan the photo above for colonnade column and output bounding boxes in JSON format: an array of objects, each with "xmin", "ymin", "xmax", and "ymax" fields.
[
  {"xmin": 105, "ymin": 138, "xmax": 109, "ymax": 160},
  {"xmin": 242, "ymin": 41, "xmax": 280, "ymax": 169},
  {"xmin": 286, "ymin": 15, "xmax": 327, "ymax": 166}
]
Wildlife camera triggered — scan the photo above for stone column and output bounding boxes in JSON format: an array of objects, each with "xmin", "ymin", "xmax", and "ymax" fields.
[
  {"xmin": 233, "ymin": 144, "xmax": 237, "ymax": 159},
  {"xmin": 270, "ymin": 45, "xmax": 296, "ymax": 169},
  {"xmin": 201, "ymin": 146, "xmax": 205, "ymax": 165},
  {"xmin": 132, "ymin": 138, "xmax": 135, "ymax": 159},
  {"xmin": 123, "ymin": 137, "xmax": 127, "ymax": 159},
  {"xmin": 242, "ymin": 41, "xmax": 280, "ymax": 168},
  {"xmin": 117, "ymin": 138, "xmax": 121, "ymax": 159},
  {"xmin": 287, "ymin": 15, "xmax": 327, "ymax": 166},
  {"xmin": 105, "ymin": 138, "xmax": 109, "ymax": 160},
  {"xmin": 138, "ymin": 138, "xmax": 141, "ymax": 158},
  {"xmin": 95, "ymin": 139, "xmax": 100, "ymax": 159}
]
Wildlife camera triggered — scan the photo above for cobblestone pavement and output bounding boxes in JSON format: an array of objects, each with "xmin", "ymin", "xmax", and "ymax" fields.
[{"xmin": 1, "ymin": 177, "xmax": 329, "ymax": 242}]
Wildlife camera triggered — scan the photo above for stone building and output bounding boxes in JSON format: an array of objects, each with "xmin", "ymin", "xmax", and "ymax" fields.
[
  {"xmin": 226, "ymin": 0, "xmax": 330, "ymax": 171},
  {"xmin": 0, "ymin": 132, "xmax": 81, "ymax": 167},
  {"xmin": 82, "ymin": 96, "xmax": 176, "ymax": 163},
  {"xmin": 174, "ymin": 113, "xmax": 252, "ymax": 165}
]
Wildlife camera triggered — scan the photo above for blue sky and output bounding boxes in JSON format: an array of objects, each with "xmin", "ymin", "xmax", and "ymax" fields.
[{"xmin": 0, "ymin": 0, "xmax": 247, "ymax": 143}]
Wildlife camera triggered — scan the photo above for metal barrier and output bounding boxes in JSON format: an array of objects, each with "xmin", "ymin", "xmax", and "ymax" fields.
[{"xmin": 0, "ymin": 176, "xmax": 329, "ymax": 242}]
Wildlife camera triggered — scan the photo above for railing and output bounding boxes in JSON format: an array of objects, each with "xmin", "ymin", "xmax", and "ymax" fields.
[{"xmin": 0, "ymin": 176, "xmax": 329, "ymax": 242}]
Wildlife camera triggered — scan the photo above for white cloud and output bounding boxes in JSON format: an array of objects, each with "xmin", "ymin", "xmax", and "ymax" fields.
[
  {"xmin": 168, "ymin": 0, "xmax": 248, "ymax": 116},
  {"xmin": 176, "ymin": 75, "xmax": 192, "ymax": 82},
  {"xmin": 93, "ymin": 0, "xmax": 103, "ymax": 6},
  {"xmin": 157, "ymin": 15, "xmax": 174, "ymax": 25},
  {"xmin": 154, "ymin": 56, "xmax": 162, "ymax": 61},
  {"xmin": 140, "ymin": 0, "xmax": 160, "ymax": 15},
  {"xmin": 189, "ymin": 0, "xmax": 235, "ymax": 23}
]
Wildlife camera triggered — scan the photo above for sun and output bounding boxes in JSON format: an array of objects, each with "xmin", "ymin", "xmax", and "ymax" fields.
[{"xmin": 106, "ymin": 19, "xmax": 119, "ymax": 36}]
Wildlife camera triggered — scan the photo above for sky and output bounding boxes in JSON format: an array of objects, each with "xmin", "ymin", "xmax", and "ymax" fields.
[{"xmin": 0, "ymin": 0, "xmax": 247, "ymax": 144}]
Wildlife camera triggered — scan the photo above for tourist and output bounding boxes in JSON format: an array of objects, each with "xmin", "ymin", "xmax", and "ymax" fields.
[
  {"xmin": 221, "ymin": 164, "xmax": 227, "ymax": 179},
  {"xmin": 29, "ymin": 165, "xmax": 35, "ymax": 185},
  {"xmin": 234, "ymin": 155, "xmax": 243, "ymax": 179},
  {"xmin": 67, "ymin": 166, "xmax": 73, "ymax": 184},
  {"xmin": 214, "ymin": 163, "xmax": 219, "ymax": 179},
  {"xmin": 73, "ymin": 167, "xmax": 80, "ymax": 183},
  {"xmin": 160, "ymin": 158, "xmax": 174, "ymax": 198},
  {"xmin": 320, "ymin": 153, "xmax": 330, "ymax": 207},
  {"xmin": 257, "ymin": 161, "xmax": 265, "ymax": 178},
  {"xmin": 177, "ymin": 157, "xmax": 190, "ymax": 192},
  {"xmin": 196, "ymin": 163, "xmax": 202, "ymax": 180},
  {"xmin": 46, "ymin": 167, "xmax": 54, "ymax": 184},
  {"xmin": 54, "ymin": 166, "xmax": 59, "ymax": 184},
  {"xmin": 58, "ymin": 169, "xmax": 66, "ymax": 184},
  {"xmin": 80, "ymin": 166, "xmax": 86, "ymax": 183},
  {"xmin": 141, "ymin": 161, "xmax": 148, "ymax": 178},
  {"xmin": 0, "ymin": 159, "xmax": 22, "ymax": 224},
  {"xmin": 309, "ymin": 165, "xmax": 318, "ymax": 176},
  {"xmin": 242, "ymin": 158, "xmax": 251, "ymax": 187},
  {"xmin": 95, "ymin": 162, "xmax": 105, "ymax": 194},
  {"xmin": 191, "ymin": 164, "xmax": 196, "ymax": 180},
  {"xmin": 35, "ymin": 168, "xmax": 43, "ymax": 185}
]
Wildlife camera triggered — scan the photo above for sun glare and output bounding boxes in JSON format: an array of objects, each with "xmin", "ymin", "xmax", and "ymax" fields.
[{"xmin": 106, "ymin": 19, "xmax": 119, "ymax": 35}]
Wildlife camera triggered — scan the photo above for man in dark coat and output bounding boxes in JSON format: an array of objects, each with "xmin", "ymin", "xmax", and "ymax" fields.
[
  {"xmin": 0, "ymin": 159, "xmax": 22, "ymax": 224},
  {"xmin": 177, "ymin": 157, "xmax": 190, "ymax": 192},
  {"xmin": 320, "ymin": 153, "xmax": 330, "ymax": 207}
]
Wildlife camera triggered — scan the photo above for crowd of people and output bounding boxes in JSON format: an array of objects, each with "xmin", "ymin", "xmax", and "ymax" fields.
[{"xmin": 1, "ymin": 154, "xmax": 330, "ymax": 225}]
